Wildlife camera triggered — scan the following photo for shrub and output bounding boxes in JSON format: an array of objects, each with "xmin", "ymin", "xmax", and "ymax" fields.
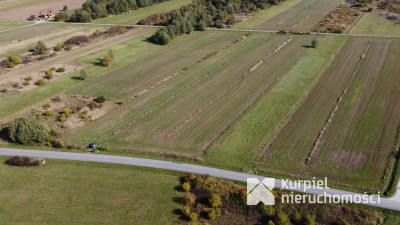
[
  {"xmin": 79, "ymin": 114, "xmax": 87, "ymax": 120},
  {"xmin": 35, "ymin": 79, "xmax": 45, "ymax": 86},
  {"xmin": 12, "ymin": 82, "xmax": 19, "ymax": 88},
  {"xmin": 56, "ymin": 68, "xmax": 65, "ymax": 72},
  {"xmin": 22, "ymin": 81, "xmax": 29, "ymax": 86},
  {"xmin": 64, "ymin": 35, "xmax": 90, "ymax": 45},
  {"xmin": 189, "ymin": 212, "xmax": 197, "ymax": 221},
  {"xmin": 2, "ymin": 88, "xmax": 8, "ymax": 93},
  {"xmin": 35, "ymin": 41, "xmax": 48, "ymax": 55},
  {"xmin": 63, "ymin": 5, "xmax": 68, "ymax": 11},
  {"xmin": 7, "ymin": 117, "xmax": 50, "ymax": 144},
  {"xmin": 118, "ymin": 100, "xmax": 125, "ymax": 105},
  {"xmin": 275, "ymin": 212, "xmax": 290, "ymax": 225},
  {"xmin": 71, "ymin": 108, "xmax": 77, "ymax": 114},
  {"xmin": 65, "ymin": 45, "xmax": 72, "ymax": 50},
  {"xmin": 311, "ymin": 40, "xmax": 318, "ymax": 48},
  {"xmin": 303, "ymin": 215, "xmax": 316, "ymax": 225},
  {"xmin": 43, "ymin": 111, "xmax": 53, "ymax": 116},
  {"xmin": 52, "ymin": 140, "xmax": 65, "ymax": 148},
  {"xmin": 8, "ymin": 62, "xmax": 15, "ymax": 68},
  {"xmin": 58, "ymin": 115, "xmax": 67, "ymax": 122},
  {"xmin": 183, "ymin": 192, "xmax": 195, "ymax": 205},
  {"xmin": 62, "ymin": 108, "xmax": 72, "ymax": 115},
  {"xmin": 43, "ymin": 103, "xmax": 51, "ymax": 109},
  {"xmin": 45, "ymin": 70, "xmax": 53, "ymax": 79},
  {"xmin": 80, "ymin": 70, "xmax": 88, "ymax": 80},
  {"xmin": 7, "ymin": 56, "xmax": 22, "ymax": 64},
  {"xmin": 95, "ymin": 95, "xmax": 107, "ymax": 103},
  {"xmin": 82, "ymin": 110, "xmax": 89, "ymax": 115},
  {"xmin": 54, "ymin": 43, "xmax": 64, "ymax": 51},
  {"xmin": 5, "ymin": 156, "xmax": 40, "ymax": 167},
  {"xmin": 108, "ymin": 26, "xmax": 128, "ymax": 33},
  {"xmin": 50, "ymin": 129, "xmax": 58, "ymax": 136},
  {"xmin": 209, "ymin": 193, "xmax": 222, "ymax": 208},
  {"xmin": 26, "ymin": 76, "xmax": 32, "ymax": 81},
  {"xmin": 101, "ymin": 54, "xmax": 112, "ymax": 67},
  {"xmin": 182, "ymin": 182, "xmax": 190, "ymax": 192}
]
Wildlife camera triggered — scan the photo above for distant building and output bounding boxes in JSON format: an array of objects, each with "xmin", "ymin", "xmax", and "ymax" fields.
[
  {"xmin": 39, "ymin": 9, "xmax": 55, "ymax": 18},
  {"xmin": 29, "ymin": 15, "xmax": 39, "ymax": 21}
]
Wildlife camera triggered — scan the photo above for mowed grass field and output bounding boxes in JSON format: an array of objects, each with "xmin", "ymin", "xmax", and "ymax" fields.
[
  {"xmin": 234, "ymin": 0, "xmax": 340, "ymax": 32},
  {"xmin": 350, "ymin": 13, "xmax": 400, "ymax": 36},
  {"xmin": 204, "ymin": 35, "xmax": 347, "ymax": 170},
  {"xmin": 66, "ymin": 32, "xmax": 316, "ymax": 155},
  {"xmin": 258, "ymin": 38, "xmax": 400, "ymax": 190},
  {"xmin": 94, "ymin": 0, "xmax": 192, "ymax": 25},
  {"xmin": 0, "ymin": 20, "xmax": 32, "ymax": 31},
  {"xmin": 0, "ymin": 156, "xmax": 181, "ymax": 225}
]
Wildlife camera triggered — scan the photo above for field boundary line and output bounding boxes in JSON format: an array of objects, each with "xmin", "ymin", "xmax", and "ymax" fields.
[
  {"xmin": 347, "ymin": 12, "xmax": 365, "ymax": 34},
  {"xmin": 304, "ymin": 40, "xmax": 371, "ymax": 165},
  {"xmin": 253, "ymin": 36, "xmax": 349, "ymax": 160},
  {"xmin": 0, "ymin": 21, "xmax": 40, "ymax": 33}
]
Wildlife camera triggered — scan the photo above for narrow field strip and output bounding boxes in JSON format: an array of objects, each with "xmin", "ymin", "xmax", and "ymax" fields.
[
  {"xmin": 311, "ymin": 40, "xmax": 400, "ymax": 189},
  {"xmin": 258, "ymin": 38, "xmax": 370, "ymax": 175},
  {"xmin": 304, "ymin": 41, "xmax": 371, "ymax": 165},
  {"xmin": 204, "ymin": 35, "xmax": 347, "ymax": 169}
]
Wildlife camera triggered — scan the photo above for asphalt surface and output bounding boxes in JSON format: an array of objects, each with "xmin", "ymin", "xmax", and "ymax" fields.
[{"xmin": 0, "ymin": 148, "xmax": 399, "ymax": 211}]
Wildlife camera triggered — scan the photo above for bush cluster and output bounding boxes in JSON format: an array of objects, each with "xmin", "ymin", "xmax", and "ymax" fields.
[
  {"xmin": 5, "ymin": 156, "xmax": 40, "ymax": 167},
  {"xmin": 64, "ymin": 35, "xmax": 90, "ymax": 45},
  {"xmin": 7, "ymin": 117, "xmax": 50, "ymax": 144}
]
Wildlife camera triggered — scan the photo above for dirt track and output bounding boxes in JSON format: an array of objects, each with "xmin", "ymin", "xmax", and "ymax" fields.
[
  {"xmin": 0, "ymin": 0, "xmax": 85, "ymax": 20},
  {"xmin": 0, "ymin": 28, "xmax": 155, "ymax": 84}
]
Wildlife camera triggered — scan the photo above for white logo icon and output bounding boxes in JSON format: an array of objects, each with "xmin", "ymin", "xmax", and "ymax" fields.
[{"xmin": 247, "ymin": 178, "xmax": 275, "ymax": 205}]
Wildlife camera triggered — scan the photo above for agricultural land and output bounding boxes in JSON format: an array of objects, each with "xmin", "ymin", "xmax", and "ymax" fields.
[{"xmin": 0, "ymin": 0, "xmax": 400, "ymax": 223}]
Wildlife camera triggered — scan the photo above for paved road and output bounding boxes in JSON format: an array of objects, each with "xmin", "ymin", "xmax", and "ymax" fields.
[{"xmin": 0, "ymin": 148, "xmax": 399, "ymax": 211}]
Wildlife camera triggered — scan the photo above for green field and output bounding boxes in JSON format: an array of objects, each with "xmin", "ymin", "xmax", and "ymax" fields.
[
  {"xmin": 350, "ymin": 13, "xmax": 400, "ymax": 36},
  {"xmin": 93, "ymin": 0, "xmax": 191, "ymax": 25},
  {"xmin": 0, "ymin": 20, "xmax": 32, "ymax": 31},
  {"xmin": 234, "ymin": 0, "xmax": 340, "ymax": 32},
  {"xmin": 0, "ymin": 156, "xmax": 181, "ymax": 225},
  {"xmin": 312, "ymin": 39, "xmax": 400, "ymax": 189},
  {"xmin": 204, "ymin": 35, "xmax": 347, "ymax": 170},
  {"xmin": 65, "ymin": 32, "xmax": 315, "ymax": 156},
  {"xmin": 0, "ymin": 29, "xmax": 191, "ymax": 119},
  {"xmin": 258, "ymin": 38, "xmax": 400, "ymax": 190}
]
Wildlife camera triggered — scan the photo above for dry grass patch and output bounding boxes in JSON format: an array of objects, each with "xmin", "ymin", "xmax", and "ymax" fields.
[{"xmin": 312, "ymin": 5, "xmax": 361, "ymax": 33}]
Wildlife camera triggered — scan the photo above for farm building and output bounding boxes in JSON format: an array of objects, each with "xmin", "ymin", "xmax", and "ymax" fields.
[
  {"xmin": 29, "ymin": 15, "xmax": 39, "ymax": 21},
  {"xmin": 39, "ymin": 9, "xmax": 55, "ymax": 18}
]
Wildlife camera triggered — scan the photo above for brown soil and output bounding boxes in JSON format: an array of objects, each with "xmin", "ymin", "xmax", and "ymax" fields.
[{"xmin": 0, "ymin": 0, "xmax": 86, "ymax": 20}]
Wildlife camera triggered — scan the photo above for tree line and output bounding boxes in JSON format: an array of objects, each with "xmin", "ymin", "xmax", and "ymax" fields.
[
  {"xmin": 70, "ymin": 0, "xmax": 171, "ymax": 22},
  {"xmin": 150, "ymin": 0, "xmax": 288, "ymax": 45}
]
